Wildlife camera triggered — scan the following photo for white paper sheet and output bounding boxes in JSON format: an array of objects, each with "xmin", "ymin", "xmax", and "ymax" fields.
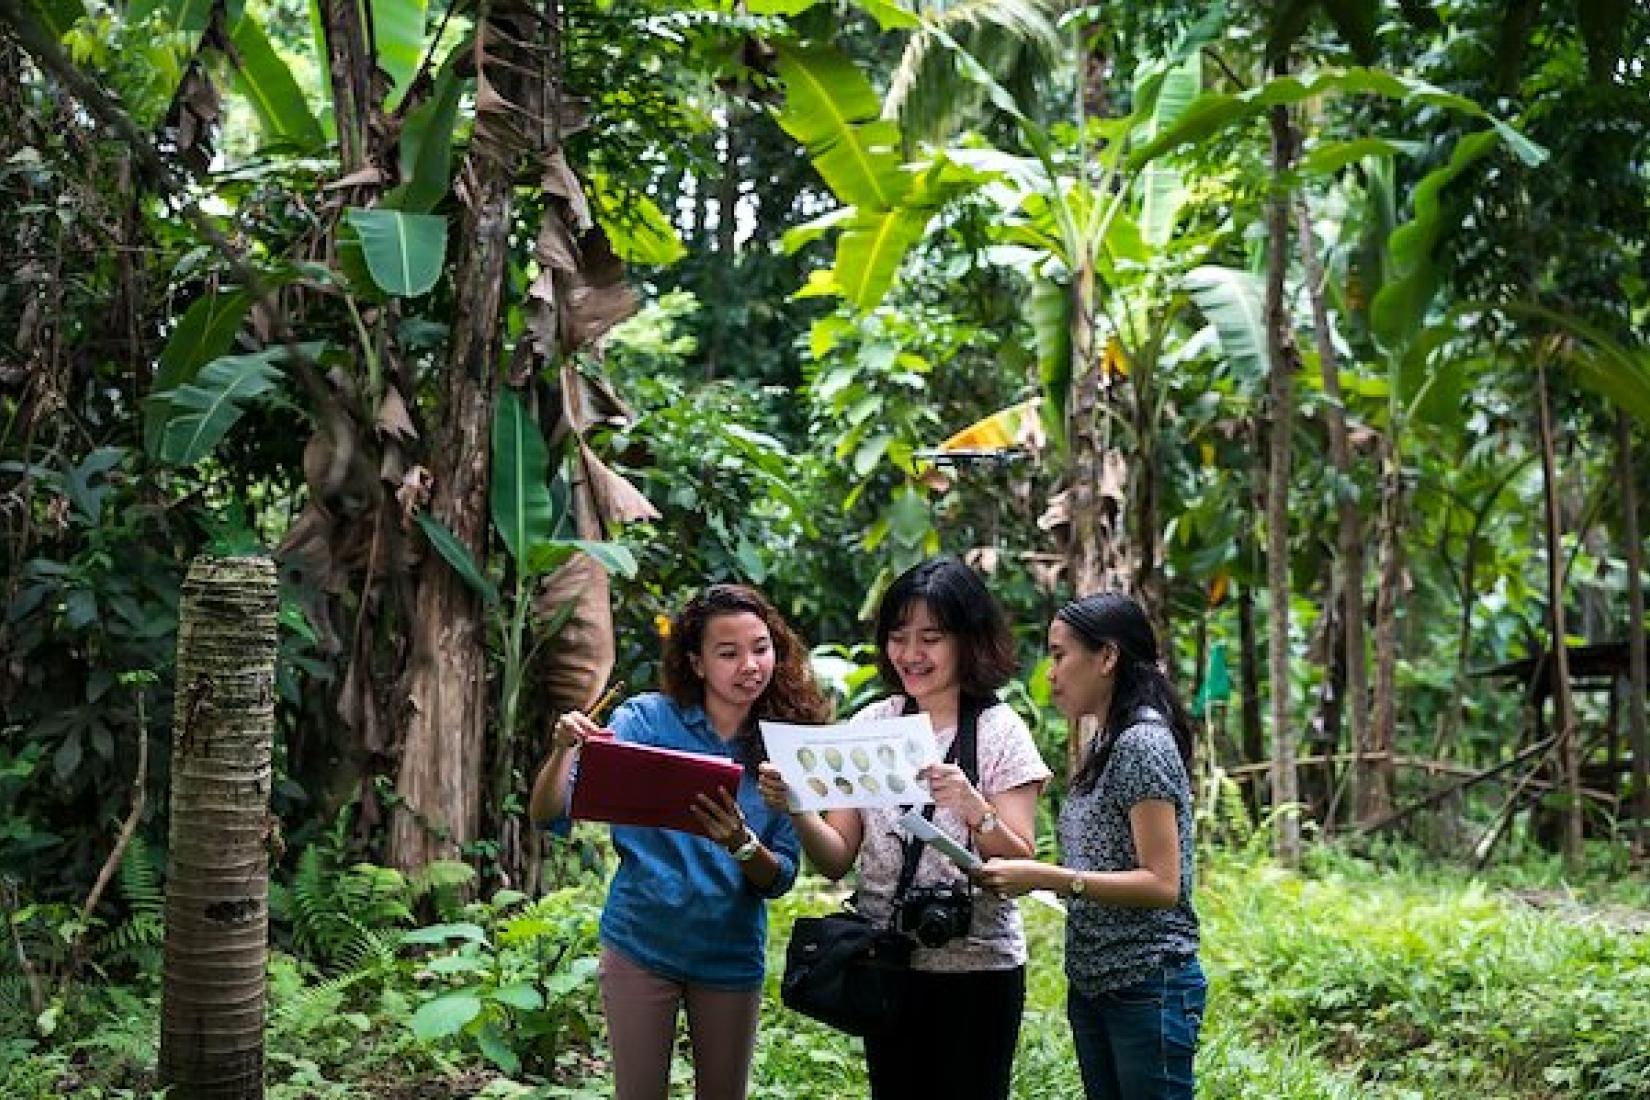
[
  {"xmin": 761, "ymin": 715, "xmax": 940, "ymax": 810},
  {"xmin": 896, "ymin": 809, "xmax": 981, "ymax": 872}
]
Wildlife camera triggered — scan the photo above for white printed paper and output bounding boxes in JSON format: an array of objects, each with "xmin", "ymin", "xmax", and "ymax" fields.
[
  {"xmin": 897, "ymin": 809, "xmax": 981, "ymax": 872},
  {"xmin": 761, "ymin": 715, "xmax": 940, "ymax": 810}
]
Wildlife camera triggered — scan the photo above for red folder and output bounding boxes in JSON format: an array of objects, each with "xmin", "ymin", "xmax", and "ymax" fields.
[{"xmin": 569, "ymin": 736, "xmax": 744, "ymax": 837}]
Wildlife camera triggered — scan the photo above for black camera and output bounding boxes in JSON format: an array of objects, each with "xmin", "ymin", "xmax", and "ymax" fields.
[{"xmin": 894, "ymin": 885, "xmax": 974, "ymax": 948}]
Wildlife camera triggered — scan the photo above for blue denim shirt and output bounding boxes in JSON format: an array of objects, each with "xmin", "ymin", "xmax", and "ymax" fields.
[{"xmin": 564, "ymin": 692, "xmax": 800, "ymax": 991}]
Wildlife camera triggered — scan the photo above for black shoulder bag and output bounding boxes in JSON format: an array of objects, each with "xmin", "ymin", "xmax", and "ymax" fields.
[{"xmin": 779, "ymin": 697, "xmax": 982, "ymax": 1037}]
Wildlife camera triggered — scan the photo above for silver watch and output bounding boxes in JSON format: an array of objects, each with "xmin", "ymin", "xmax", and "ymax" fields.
[{"xmin": 975, "ymin": 808, "xmax": 1000, "ymax": 835}]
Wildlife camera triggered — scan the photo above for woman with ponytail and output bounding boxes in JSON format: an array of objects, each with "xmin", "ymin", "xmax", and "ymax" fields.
[{"xmin": 975, "ymin": 592, "xmax": 1204, "ymax": 1100}]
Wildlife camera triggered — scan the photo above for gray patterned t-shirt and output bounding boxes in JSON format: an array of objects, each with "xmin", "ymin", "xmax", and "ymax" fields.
[{"xmin": 1057, "ymin": 710, "xmax": 1199, "ymax": 994}]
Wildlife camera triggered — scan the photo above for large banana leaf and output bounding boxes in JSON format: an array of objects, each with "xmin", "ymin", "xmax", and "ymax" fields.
[
  {"xmin": 835, "ymin": 208, "xmax": 931, "ymax": 311},
  {"xmin": 774, "ymin": 45, "xmax": 910, "ymax": 212},
  {"xmin": 1183, "ymin": 265, "xmax": 1267, "ymax": 384},
  {"xmin": 144, "ymin": 288, "xmax": 253, "ymax": 456},
  {"xmin": 369, "ymin": 0, "xmax": 427, "ymax": 108},
  {"xmin": 490, "ymin": 390, "xmax": 557, "ymax": 566},
  {"xmin": 156, "ymin": 344, "xmax": 321, "ymax": 465},
  {"xmin": 1029, "ymin": 277, "xmax": 1071, "ymax": 450},
  {"xmin": 1138, "ymin": 53, "xmax": 1201, "ymax": 248},
  {"xmin": 1128, "ymin": 67, "xmax": 1547, "ymax": 172},
  {"xmin": 344, "ymin": 208, "xmax": 447, "ymax": 297},
  {"xmin": 229, "ymin": 15, "xmax": 325, "ymax": 151},
  {"xmin": 1369, "ymin": 130, "xmax": 1497, "ymax": 355},
  {"xmin": 386, "ymin": 57, "xmax": 466, "ymax": 213}
]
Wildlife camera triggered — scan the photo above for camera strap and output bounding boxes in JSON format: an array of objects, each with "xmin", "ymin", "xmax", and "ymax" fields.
[{"xmin": 890, "ymin": 694, "xmax": 983, "ymax": 909}]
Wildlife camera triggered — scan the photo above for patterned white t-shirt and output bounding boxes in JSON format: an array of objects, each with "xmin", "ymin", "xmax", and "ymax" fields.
[{"xmin": 848, "ymin": 695, "xmax": 1051, "ymax": 973}]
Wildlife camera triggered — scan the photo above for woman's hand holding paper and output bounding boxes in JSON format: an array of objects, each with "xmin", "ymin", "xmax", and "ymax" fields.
[
  {"xmin": 920, "ymin": 761, "xmax": 990, "ymax": 822},
  {"xmin": 755, "ymin": 762, "xmax": 794, "ymax": 814}
]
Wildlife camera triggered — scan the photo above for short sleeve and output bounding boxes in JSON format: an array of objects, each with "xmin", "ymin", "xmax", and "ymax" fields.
[
  {"xmin": 976, "ymin": 703, "xmax": 1051, "ymax": 796},
  {"xmin": 1108, "ymin": 724, "xmax": 1186, "ymax": 809}
]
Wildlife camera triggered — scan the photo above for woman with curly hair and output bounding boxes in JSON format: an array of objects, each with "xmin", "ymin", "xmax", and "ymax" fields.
[{"xmin": 531, "ymin": 584, "xmax": 831, "ymax": 1100}]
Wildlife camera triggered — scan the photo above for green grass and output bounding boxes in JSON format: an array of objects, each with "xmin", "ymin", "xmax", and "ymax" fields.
[{"xmin": 5, "ymin": 846, "xmax": 1646, "ymax": 1098}]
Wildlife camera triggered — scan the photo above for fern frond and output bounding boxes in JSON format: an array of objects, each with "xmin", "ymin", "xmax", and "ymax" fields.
[{"xmin": 117, "ymin": 835, "xmax": 165, "ymax": 917}]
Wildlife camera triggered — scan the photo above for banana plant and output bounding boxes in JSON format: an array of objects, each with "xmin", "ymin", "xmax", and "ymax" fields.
[{"xmin": 419, "ymin": 390, "xmax": 637, "ymax": 754}]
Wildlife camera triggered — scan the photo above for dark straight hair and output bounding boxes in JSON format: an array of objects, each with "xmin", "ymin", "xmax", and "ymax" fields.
[
  {"xmin": 874, "ymin": 556, "xmax": 1018, "ymax": 700},
  {"xmin": 1058, "ymin": 592, "xmax": 1195, "ymax": 795}
]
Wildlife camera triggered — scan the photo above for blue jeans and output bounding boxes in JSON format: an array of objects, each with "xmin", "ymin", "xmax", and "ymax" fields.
[{"xmin": 1067, "ymin": 957, "xmax": 1205, "ymax": 1100}]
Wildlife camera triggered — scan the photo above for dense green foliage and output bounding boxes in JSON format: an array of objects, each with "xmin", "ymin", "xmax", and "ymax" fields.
[{"xmin": 3, "ymin": 0, "xmax": 1650, "ymax": 1093}]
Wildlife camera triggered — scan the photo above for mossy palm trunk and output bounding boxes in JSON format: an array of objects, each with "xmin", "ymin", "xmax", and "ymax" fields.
[{"xmin": 160, "ymin": 556, "xmax": 279, "ymax": 1099}]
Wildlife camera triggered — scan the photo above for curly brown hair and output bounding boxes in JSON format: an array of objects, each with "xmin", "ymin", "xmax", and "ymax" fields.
[{"xmin": 659, "ymin": 584, "xmax": 832, "ymax": 767}]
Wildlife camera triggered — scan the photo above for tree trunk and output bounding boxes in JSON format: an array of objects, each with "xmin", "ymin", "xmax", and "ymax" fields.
[
  {"xmin": 1365, "ymin": 444, "xmax": 1402, "ymax": 820},
  {"xmin": 1295, "ymin": 201, "xmax": 1368, "ymax": 822},
  {"xmin": 1536, "ymin": 357, "xmax": 1582, "ymax": 864},
  {"xmin": 160, "ymin": 557, "xmax": 278, "ymax": 1100},
  {"xmin": 1131, "ymin": 339, "xmax": 1170, "ymax": 649},
  {"xmin": 1264, "ymin": 100, "xmax": 1301, "ymax": 864},
  {"xmin": 1238, "ymin": 577, "xmax": 1265, "ymax": 816},
  {"xmin": 319, "ymin": 0, "xmax": 376, "ymax": 172},
  {"xmin": 387, "ymin": 178, "xmax": 508, "ymax": 869},
  {"xmin": 1619, "ymin": 411, "xmax": 1648, "ymax": 862}
]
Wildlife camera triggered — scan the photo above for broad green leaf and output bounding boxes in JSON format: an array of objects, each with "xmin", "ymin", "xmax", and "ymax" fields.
[
  {"xmin": 1138, "ymin": 53, "xmax": 1200, "ymax": 248},
  {"xmin": 370, "ymin": 0, "xmax": 427, "ymax": 108},
  {"xmin": 409, "ymin": 993, "xmax": 482, "ymax": 1040},
  {"xmin": 344, "ymin": 208, "xmax": 447, "ymax": 297},
  {"xmin": 401, "ymin": 921, "xmax": 488, "ymax": 945},
  {"xmin": 834, "ymin": 208, "xmax": 930, "ymax": 311},
  {"xmin": 1183, "ymin": 266, "xmax": 1267, "ymax": 383},
  {"xmin": 1370, "ymin": 130, "xmax": 1498, "ymax": 355},
  {"xmin": 156, "ymin": 344, "xmax": 318, "ymax": 465},
  {"xmin": 781, "ymin": 207, "xmax": 855, "ymax": 255},
  {"xmin": 590, "ymin": 173, "xmax": 686, "ymax": 267},
  {"xmin": 774, "ymin": 46, "xmax": 910, "ymax": 212},
  {"xmin": 145, "ymin": 289, "xmax": 253, "ymax": 455},
  {"xmin": 745, "ymin": 0, "xmax": 816, "ymax": 12},
  {"xmin": 524, "ymin": 540, "xmax": 638, "ymax": 580},
  {"xmin": 490, "ymin": 390, "xmax": 557, "ymax": 565},
  {"xmin": 386, "ymin": 59, "xmax": 466, "ymax": 213},
  {"xmin": 1128, "ymin": 67, "xmax": 1548, "ymax": 172},
  {"xmin": 476, "ymin": 1021, "xmax": 521, "ymax": 1075},
  {"xmin": 1296, "ymin": 136, "xmax": 1422, "ymax": 178},
  {"xmin": 490, "ymin": 983, "xmax": 544, "ymax": 1011},
  {"xmin": 229, "ymin": 15, "xmax": 325, "ymax": 151},
  {"xmin": 416, "ymin": 514, "xmax": 500, "ymax": 606},
  {"xmin": 1029, "ymin": 278, "xmax": 1070, "ymax": 451}
]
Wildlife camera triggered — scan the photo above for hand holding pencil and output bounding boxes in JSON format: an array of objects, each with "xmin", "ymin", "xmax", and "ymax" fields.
[{"xmin": 552, "ymin": 681, "xmax": 624, "ymax": 751}]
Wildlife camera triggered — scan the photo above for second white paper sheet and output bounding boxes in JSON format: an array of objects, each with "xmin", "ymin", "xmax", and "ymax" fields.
[{"xmin": 760, "ymin": 715, "xmax": 940, "ymax": 811}]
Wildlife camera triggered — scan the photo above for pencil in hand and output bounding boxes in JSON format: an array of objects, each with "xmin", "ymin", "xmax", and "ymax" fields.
[{"xmin": 588, "ymin": 680, "xmax": 625, "ymax": 724}]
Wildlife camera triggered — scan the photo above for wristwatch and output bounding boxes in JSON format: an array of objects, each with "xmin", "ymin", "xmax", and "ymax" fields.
[
  {"xmin": 729, "ymin": 829, "xmax": 761, "ymax": 863},
  {"xmin": 975, "ymin": 808, "xmax": 1000, "ymax": 835},
  {"xmin": 1067, "ymin": 870, "xmax": 1087, "ymax": 898}
]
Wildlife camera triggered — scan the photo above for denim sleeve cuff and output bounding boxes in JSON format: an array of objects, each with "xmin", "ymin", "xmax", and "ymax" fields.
[{"xmin": 755, "ymin": 850, "xmax": 798, "ymax": 899}]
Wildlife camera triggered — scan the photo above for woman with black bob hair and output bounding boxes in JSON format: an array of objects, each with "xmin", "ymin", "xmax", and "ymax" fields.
[
  {"xmin": 759, "ymin": 556, "xmax": 1051, "ymax": 1100},
  {"xmin": 977, "ymin": 592, "xmax": 1205, "ymax": 1100}
]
